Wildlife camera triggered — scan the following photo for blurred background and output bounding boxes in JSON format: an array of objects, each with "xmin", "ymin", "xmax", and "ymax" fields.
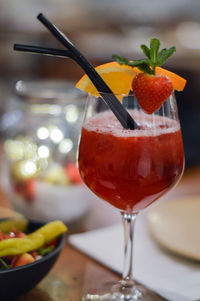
[{"xmin": 0, "ymin": 0, "xmax": 200, "ymax": 223}]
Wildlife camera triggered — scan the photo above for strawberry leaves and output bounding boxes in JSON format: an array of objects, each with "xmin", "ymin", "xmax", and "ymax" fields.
[
  {"xmin": 112, "ymin": 38, "xmax": 176, "ymax": 75},
  {"xmin": 149, "ymin": 38, "xmax": 160, "ymax": 72},
  {"xmin": 150, "ymin": 39, "xmax": 160, "ymax": 62},
  {"xmin": 141, "ymin": 44, "xmax": 150, "ymax": 59},
  {"xmin": 113, "ymin": 54, "xmax": 153, "ymax": 74},
  {"xmin": 156, "ymin": 47, "xmax": 176, "ymax": 66}
]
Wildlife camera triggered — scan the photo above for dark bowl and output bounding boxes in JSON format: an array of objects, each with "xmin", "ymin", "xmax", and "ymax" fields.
[{"xmin": 0, "ymin": 219, "xmax": 65, "ymax": 301}]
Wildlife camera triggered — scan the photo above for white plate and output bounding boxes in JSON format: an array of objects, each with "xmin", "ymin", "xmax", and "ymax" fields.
[{"xmin": 148, "ymin": 196, "xmax": 200, "ymax": 261}]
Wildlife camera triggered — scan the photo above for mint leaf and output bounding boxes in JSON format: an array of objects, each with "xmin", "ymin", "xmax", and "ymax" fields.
[
  {"xmin": 126, "ymin": 60, "xmax": 154, "ymax": 74},
  {"xmin": 112, "ymin": 54, "xmax": 130, "ymax": 65},
  {"xmin": 113, "ymin": 38, "xmax": 175, "ymax": 75},
  {"xmin": 128, "ymin": 59, "xmax": 153, "ymax": 74},
  {"xmin": 136, "ymin": 63, "xmax": 154, "ymax": 74},
  {"xmin": 124, "ymin": 59, "xmax": 149, "ymax": 67},
  {"xmin": 112, "ymin": 54, "xmax": 149, "ymax": 68},
  {"xmin": 157, "ymin": 47, "xmax": 176, "ymax": 66},
  {"xmin": 141, "ymin": 45, "xmax": 150, "ymax": 59},
  {"xmin": 150, "ymin": 38, "xmax": 160, "ymax": 70},
  {"xmin": 112, "ymin": 54, "xmax": 154, "ymax": 74}
]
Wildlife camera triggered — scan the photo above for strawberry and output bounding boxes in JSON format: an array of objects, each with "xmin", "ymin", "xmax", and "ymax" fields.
[
  {"xmin": 113, "ymin": 38, "xmax": 176, "ymax": 114},
  {"xmin": 132, "ymin": 73, "xmax": 173, "ymax": 114}
]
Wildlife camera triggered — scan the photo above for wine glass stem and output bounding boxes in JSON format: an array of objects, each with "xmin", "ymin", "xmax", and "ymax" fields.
[{"xmin": 121, "ymin": 212, "xmax": 137, "ymax": 287}]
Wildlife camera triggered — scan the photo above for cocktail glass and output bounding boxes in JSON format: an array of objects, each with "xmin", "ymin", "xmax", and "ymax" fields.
[{"xmin": 78, "ymin": 92, "xmax": 184, "ymax": 301}]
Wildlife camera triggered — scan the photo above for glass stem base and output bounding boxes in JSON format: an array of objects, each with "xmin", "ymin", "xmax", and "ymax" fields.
[{"xmin": 81, "ymin": 281, "xmax": 166, "ymax": 300}]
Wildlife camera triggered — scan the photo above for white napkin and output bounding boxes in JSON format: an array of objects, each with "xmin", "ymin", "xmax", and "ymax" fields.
[{"xmin": 69, "ymin": 210, "xmax": 200, "ymax": 301}]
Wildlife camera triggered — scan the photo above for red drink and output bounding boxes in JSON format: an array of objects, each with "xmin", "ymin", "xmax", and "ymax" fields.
[{"xmin": 78, "ymin": 111, "xmax": 184, "ymax": 212}]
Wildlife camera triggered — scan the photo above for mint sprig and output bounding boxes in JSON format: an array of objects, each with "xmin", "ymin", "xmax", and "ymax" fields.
[{"xmin": 112, "ymin": 38, "xmax": 176, "ymax": 75}]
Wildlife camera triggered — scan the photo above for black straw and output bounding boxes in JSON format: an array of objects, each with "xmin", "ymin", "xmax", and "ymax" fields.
[
  {"xmin": 14, "ymin": 14, "xmax": 139, "ymax": 129},
  {"xmin": 36, "ymin": 13, "xmax": 139, "ymax": 130},
  {"xmin": 14, "ymin": 44, "xmax": 72, "ymax": 59}
]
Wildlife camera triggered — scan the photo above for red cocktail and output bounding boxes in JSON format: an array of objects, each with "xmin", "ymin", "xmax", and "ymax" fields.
[{"xmin": 79, "ymin": 110, "xmax": 184, "ymax": 213}]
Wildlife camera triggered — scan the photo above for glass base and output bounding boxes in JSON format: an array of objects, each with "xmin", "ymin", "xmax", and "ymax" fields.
[{"xmin": 81, "ymin": 281, "xmax": 165, "ymax": 301}]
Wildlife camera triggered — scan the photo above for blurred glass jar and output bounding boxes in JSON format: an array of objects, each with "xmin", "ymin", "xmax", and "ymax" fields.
[{"xmin": 2, "ymin": 80, "xmax": 94, "ymax": 223}]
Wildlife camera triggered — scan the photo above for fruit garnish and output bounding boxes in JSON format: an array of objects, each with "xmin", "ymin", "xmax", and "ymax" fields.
[
  {"xmin": 131, "ymin": 73, "xmax": 173, "ymax": 114},
  {"xmin": 113, "ymin": 38, "xmax": 186, "ymax": 114},
  {"xmin": 76, "ymin": 62, "xmax": 186, "ymax": 97}
]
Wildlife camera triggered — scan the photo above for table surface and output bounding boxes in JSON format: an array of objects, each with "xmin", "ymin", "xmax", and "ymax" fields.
[{"xmin": 0, "ymin": 167, "xmax": 200, "ymax": 301}]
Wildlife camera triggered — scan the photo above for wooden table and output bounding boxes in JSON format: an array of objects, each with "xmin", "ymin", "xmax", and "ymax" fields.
[{"xmin": 0, "ymin": 167, "xmax": 200, "ymax": 301}]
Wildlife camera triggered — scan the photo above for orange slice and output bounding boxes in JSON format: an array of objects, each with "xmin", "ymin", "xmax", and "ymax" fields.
[
  {"xmin": 76, "ymin": 62, "xmax": 139, "ymax": 96},
  {"xmin": 155, "ymin": 67, "xmax": 186, "ymax": 91},
  {"xmin": 76, "ymin": 62, "xmax": 186, "ymax": 96}
]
